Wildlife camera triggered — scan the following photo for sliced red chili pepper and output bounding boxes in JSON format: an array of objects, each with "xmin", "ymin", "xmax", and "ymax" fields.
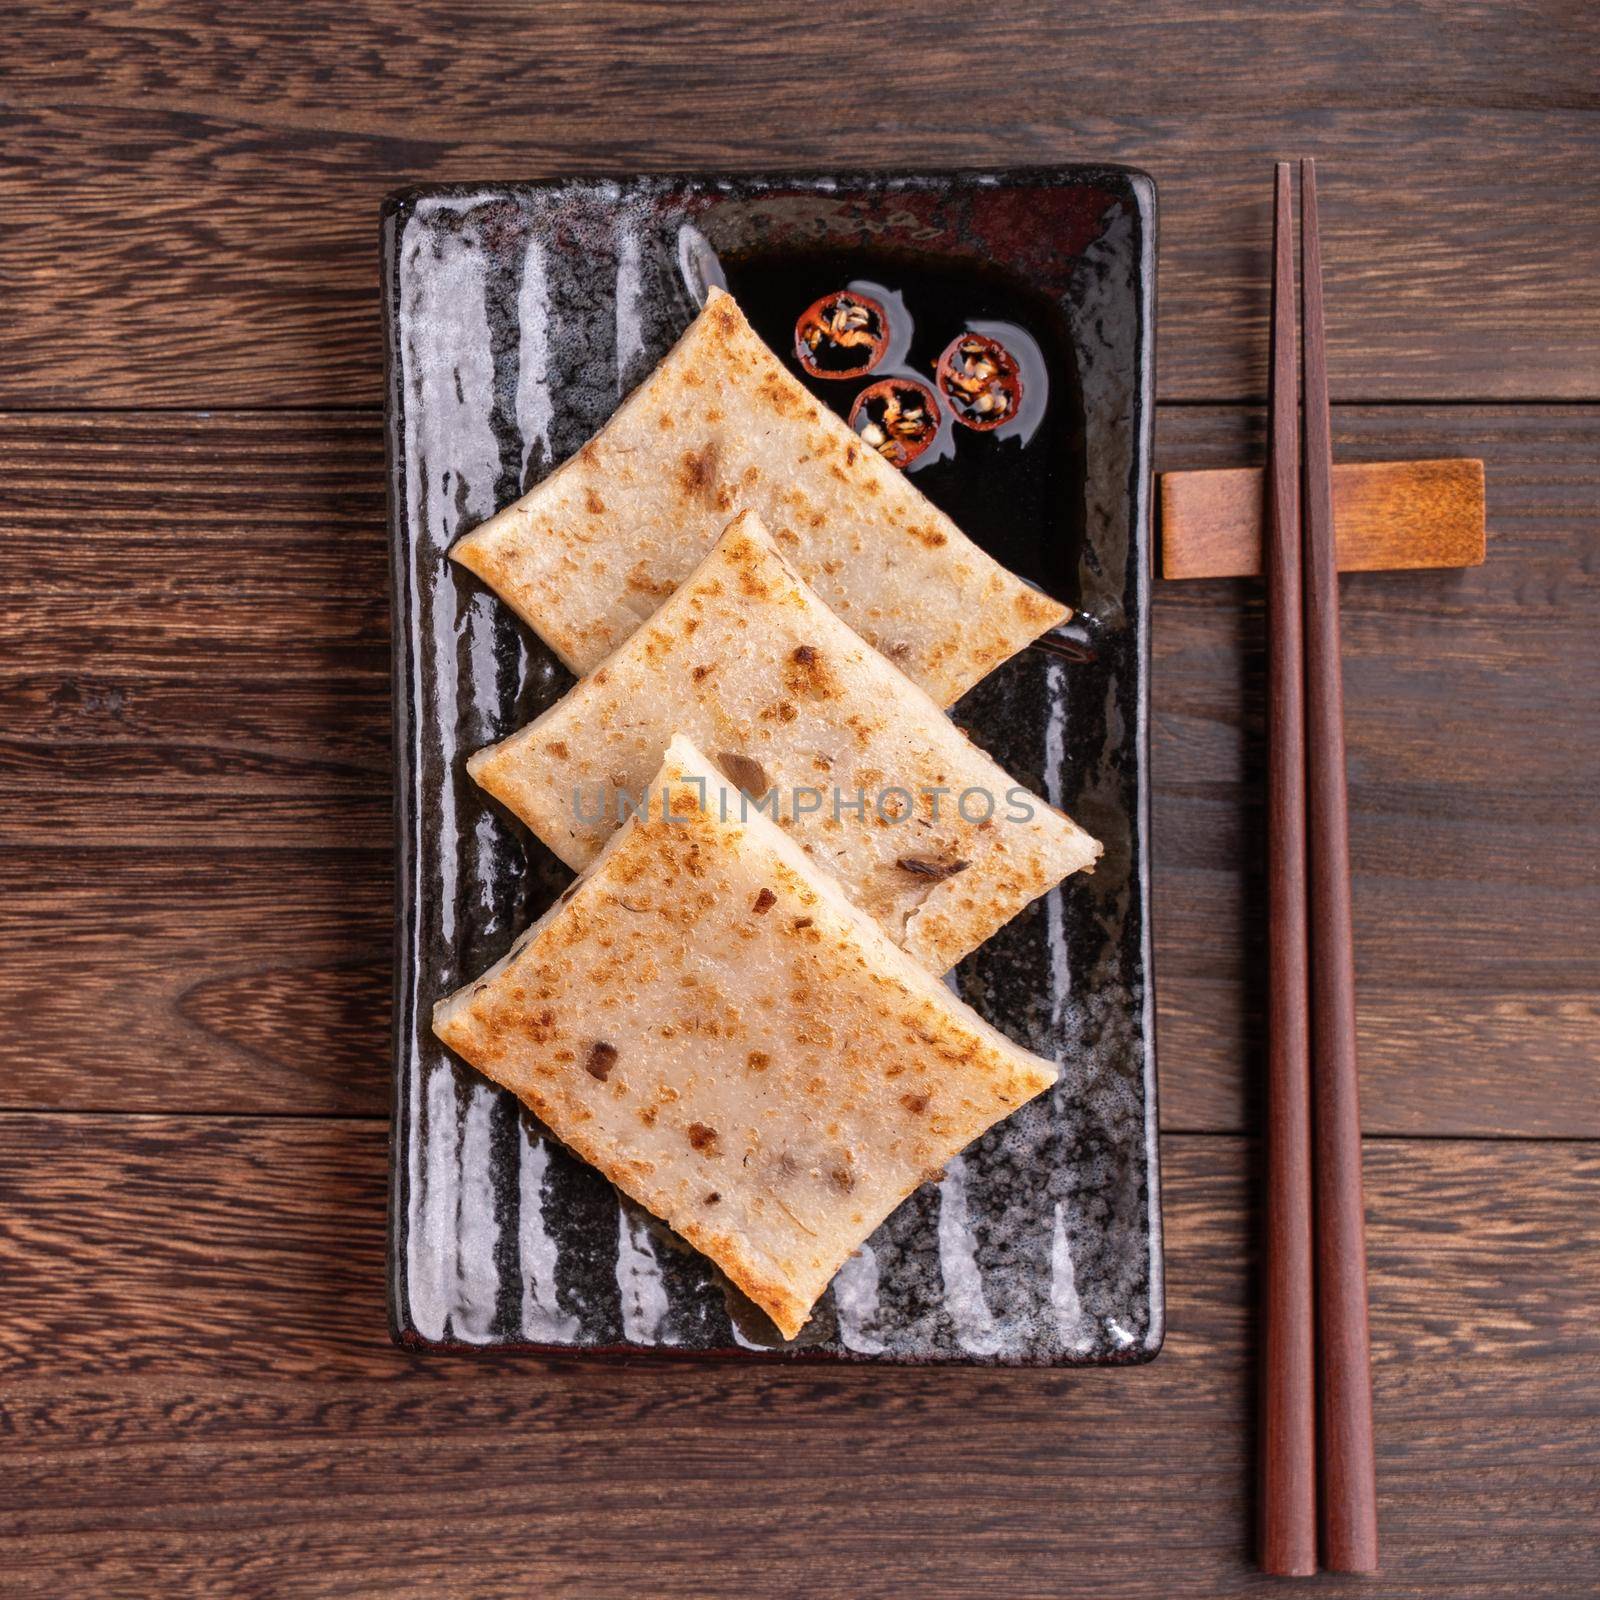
[
  {"xmin": 794, "ymin": 290, "xmax": 890, "ymax": 379},
  {"xmin": 936, "ymin": 332, "xmax": 1023, "ymax": 431},
  {"xmin": 848, "ymin": 378, "xmax": 941, "ymax": 469}
]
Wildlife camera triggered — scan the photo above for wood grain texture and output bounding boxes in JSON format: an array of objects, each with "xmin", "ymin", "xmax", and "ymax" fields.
[
  {"xmin": 0, "ymin": 412, "xmax": 391, "ymax": 851},
  {"xmin": 6, "ymin": 403, "xmax": 1593, "ymax": 1126},
  {"xmin": 1, "ymin": 1, "xmax": 1597, "ymax": 406},
  {"xmin": 1, "ymin": 408, "xmax": 1595, "ymax": 1131},
  {"xmin": 4, "ymin": 8, "xmax": 1597, "ymax": 1591},
  {"xmin": 9, "ymin": 0, "xmax": 1596, "ymax": 120},
  {"xmin": 1153, "ymin": 403, "xmax": 1600, "ymax": 1138},
  {"xmin": 1, "ymin": 1119, "xmax": 1596, "ymax": 1597},
  {"xmin": 1161, "ymin": 458, "xmax": 1486, "ymax": 579}
]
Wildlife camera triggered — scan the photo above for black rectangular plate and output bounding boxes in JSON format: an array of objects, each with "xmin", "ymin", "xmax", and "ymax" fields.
[{"xmin": 383, "ymin": 169, "xmax": 1161, "ymax": 1364}]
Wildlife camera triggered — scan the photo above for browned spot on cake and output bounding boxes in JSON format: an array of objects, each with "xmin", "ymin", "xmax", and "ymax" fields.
[
  {"xmin": 1017, "ymin": 588, "xmax": 1063, "ymax": 623},
  {"xmin": 546, "ymin": 739, "xmax": 569, "ymax": 761},
  {"xmin": 785, "ymin": 642, "xmax": 838, "ymax": 702},
  {"xmin": 758, "ymin": 375, "xmax": 795, "ymax": 414},
  {"xmin": 747, "ymin": 1050, "xmax": 771, "ymax": 1072},
  {"xmin": 704, "ymin": 1191, "xmax": 721, "ymax": 1206},
  {"xmin": 719, "ymin": 751, "xmax": 770, "ymax": 796},
  {"xmin": 900, "ymin": 1092, "xmax": 929, "ymax": 1115},
  {"xmin": 584, "ymin": 1041, "xmax": 619, "ymax": 1081},
  {"xmin": 626, "ymin": 561, "xmax": 675, "ymax": 597},
  {"xmin": 691, "ymin": 662, "xmax": 715, "ymax": 683},
  {"xmin": 687, "ymin": 1122, "xmax": 719, "ymax": 1152},
  {"xmin": 678, "ymin": 443, "xmax": 718, "ymax": 500},
  {"xmin": 896, "ymin": 856, "xmax": 971, "ymax": 883},
  {"xmin": 585, "ymin": 489, "xmax": 606, "ymax": 515},
  {"xmin": 751, "ymin": 887, "xmax": 776, "ymax": 915}
]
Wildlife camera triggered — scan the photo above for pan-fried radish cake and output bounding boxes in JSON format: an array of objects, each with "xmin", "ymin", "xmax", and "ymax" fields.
[
  {"xmin": 449, "ymin": 286, "xmax": 1066, "ymax": 708},
  {"xmin": 433, "ymin": 735, "xmax": 1060, "ymax": 1340},
  {"xmin": 468, "ymin": 511, "xmax": 1100, "ymax": 974}
]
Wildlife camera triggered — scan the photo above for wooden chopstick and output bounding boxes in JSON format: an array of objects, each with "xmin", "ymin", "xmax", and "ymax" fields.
[
  {"xmin": 1300, "ymin": 157, "xmax": 1380, "ymax": 1574},
  {"xmin": 1259, "ymin": 160, "xmax": 1318, "ymax": 1580}
]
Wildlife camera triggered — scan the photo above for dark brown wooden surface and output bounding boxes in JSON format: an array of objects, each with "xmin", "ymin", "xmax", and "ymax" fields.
[
  {"xmin": 1, "ymin": 3, "xmax": 1597, "ymax": 1593},
  {"xmin": 2, "ymin": 2, "xmax": 1599, "ymax": 407},
  {"xmin": 4, "ymin": 408, "xmax": 1592, "ymax": 1131},
  {"xmin": 3, "ymin": 1122, "xmax": 1598, "ymax": 1598}
]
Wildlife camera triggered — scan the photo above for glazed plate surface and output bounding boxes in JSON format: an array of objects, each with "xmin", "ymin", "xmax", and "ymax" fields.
[{"xmin": 383, "ymin": 169, "xmax": 1160, "ymax": 1363}]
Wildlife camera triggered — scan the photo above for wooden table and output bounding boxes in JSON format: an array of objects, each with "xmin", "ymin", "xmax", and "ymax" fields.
[{"xmin": 3, "ymin": 5, "xmax": 1597, "ymax": 1594}]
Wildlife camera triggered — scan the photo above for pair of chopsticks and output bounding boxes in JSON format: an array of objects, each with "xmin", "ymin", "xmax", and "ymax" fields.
[{"xmin": 1259, "ymin": 160, "xmax": 1379, "ymax": 1577}]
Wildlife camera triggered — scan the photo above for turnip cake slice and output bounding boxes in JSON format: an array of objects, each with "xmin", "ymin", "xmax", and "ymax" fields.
[
  {"xmin": 468, "ymin": 510, "xmax": 1101, "ymax": 973},
  {"xmin": 433, "ymin": 734, "xmax": 1059, "ymax": 1340},
  {"xmin": 449, "ymin": 286, "xmax": 1067, "ymax": 707}
]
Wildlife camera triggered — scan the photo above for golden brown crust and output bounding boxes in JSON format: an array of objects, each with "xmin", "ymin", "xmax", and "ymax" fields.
[
  {"xmin": 449, "ymin": 288, "xmax": 1069, "ymax": 707},
  {"xmin": 466, "ymin": 511, "xmax": 1101, "ymax": 973},
  {"xmin": 433, "ymin": 735, "xmax": 1059, "ymax": 1339}
]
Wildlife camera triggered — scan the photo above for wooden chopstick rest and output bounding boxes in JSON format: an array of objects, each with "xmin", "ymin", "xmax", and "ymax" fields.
[{"xmin": 1159, "ymin": 457, "xmax": 1485, "ymax": 579}]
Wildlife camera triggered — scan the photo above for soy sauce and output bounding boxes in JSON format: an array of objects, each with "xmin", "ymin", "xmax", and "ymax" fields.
[{"xmin": 718, "ymin": 249, "xmax": 1088, "ymax": 612}]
